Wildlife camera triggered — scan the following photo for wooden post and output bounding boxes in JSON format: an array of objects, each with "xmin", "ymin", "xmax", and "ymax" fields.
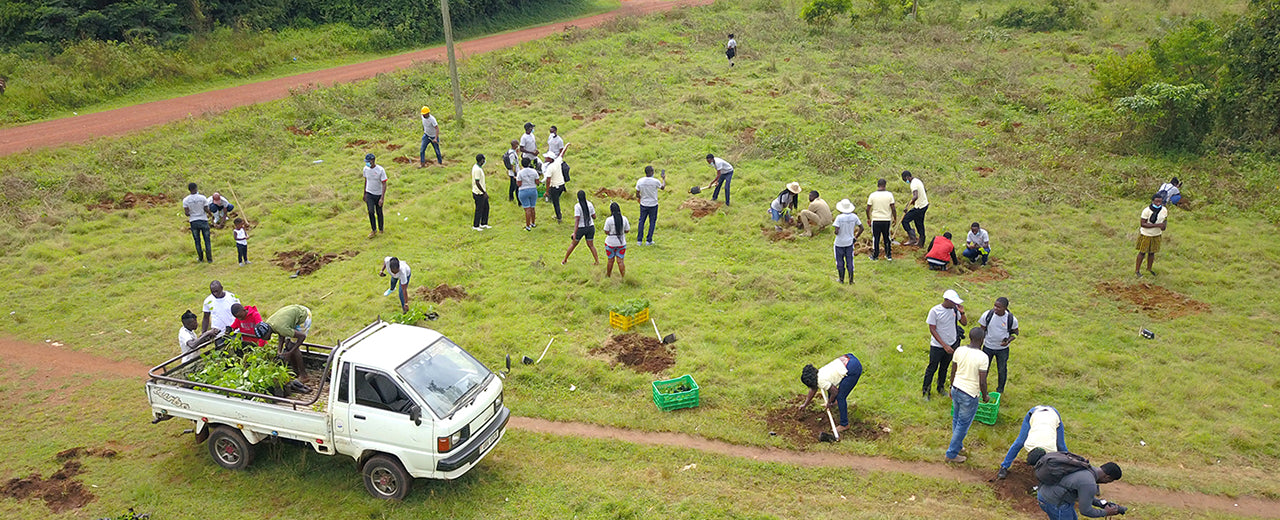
[
  {"xmin": 912, "ymin": 0, "xmax": 919, "ymax": 21},
  {"xmin": 440, "ymin": 0, "xmax": 465, "ymax": 127}
]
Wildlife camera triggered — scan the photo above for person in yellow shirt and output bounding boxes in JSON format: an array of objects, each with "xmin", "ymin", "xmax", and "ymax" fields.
[
  {"xmin": 945, "ymin": 327, "xmax": 989, "ymax": 463},
  {"xmin": 798, "ymin": 190, "xmax": 832, "ymax": 238}
]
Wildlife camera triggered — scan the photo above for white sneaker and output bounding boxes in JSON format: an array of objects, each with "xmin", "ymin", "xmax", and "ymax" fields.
[
  {"xmin": 481, "ymin": 224, "xmax": 492, "ymax": 229},
  {"xmin": 245, "ymin": 260, "xmax": 251, "ymax": 264},
  {"xmin": 383, "ymin": 289, "xmax": 394, "ymax": 296},
  {"xmin": 473, "ymin": 226, "xmax": 483, "ymax": 231},
  {"xmin": 647, "ymin": 241, "xmax": 654, "ymax": 246},
  {"xmin": 238, "ymin": 262, "xmax": 244, "ymax": 267}
]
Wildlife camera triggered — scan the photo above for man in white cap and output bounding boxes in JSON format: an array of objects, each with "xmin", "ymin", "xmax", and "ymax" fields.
[
  {"xmin": 769, "ymin": 181, "xmax": 801, "ymax": 228},
  {"xmin": 831, "ymin": 199, "xmax": 863, "ymax": 284},
  {"xmin": 420, "ymin": 106, "xmax": 441, "ymax": 167},
  {"xmin": 923, "ymin": 289, "xmax": 968, "ymax": 400},
  {"xmin": 798, "ymin": 190, "xmax": 832, "ymax": 238}
]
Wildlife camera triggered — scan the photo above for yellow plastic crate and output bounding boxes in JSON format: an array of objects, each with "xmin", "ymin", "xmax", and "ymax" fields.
[{"xmin": 609, "ymin": 307, "xmax": 649, "ymax": 330}]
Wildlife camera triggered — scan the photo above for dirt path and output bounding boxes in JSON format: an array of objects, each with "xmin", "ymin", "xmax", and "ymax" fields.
[
  {"xmin": 4, "ymin": 336, "xmax": 1275, "ymax": 518},
  {"xmin": 0, "ymin": 0, "xmax": 712, "ymax": 157},
  {"xmin": 509, "ymin": 417, "xmax": 1280, "ymax": 519}
]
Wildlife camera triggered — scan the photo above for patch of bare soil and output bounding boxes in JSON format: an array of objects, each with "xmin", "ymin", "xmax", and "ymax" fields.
[
  {"xmin": 945, "ymin": 259, "xmax": 1012, "ymax": 282},
  {"xmin": 591, "ymin": 334, "xmax": 674, "ymax": 374},
  {"xmin": 1097, "ymin": 281, "xmax": 1209, "ymax": 318},
  {"xmin": 982, "ymin": 462, "xmax": 1041, "ymax": 516},
  {"xmin": 391, "ymin": 156, "xmax": 413, "ymax": 164},
  {"xmin": 593, "ymin": 188, "xmax": 636, "ymax": 201},
  {"xmin": 386, "ymin": 144, "xmax": 402, "ymax": 151},
  {"xmin": 764, "ymin": 396, "xmax": 888, "ymax": 447},
  {"xmin": 272, "ymin": 250, "xmax": 358, "ymax": 276},
  {"xmin": 415, "ymin": 284, "xmax": 469, "ymax": 303},
  {"xmin": 55, "ymin": 447, "xmax": 118, "ymax": 460},
  {"xmin": 679, "ymin": 198, "xmax": 722, "ymax": 218},
  {"xmin": 762, "ymin": 227, "xmax": 795, "ymax": 242},
  {"xmin": 285, "ymin": 125, "xmax": 313, "ymax": 136},
  {"xmin": 86, "ymin": 192, "xmax": 170, "ymax": 211},
  {"xmin": 344, "ymin": 139, "xmax": 369, "ymax": 148},
  {"xmin": 1, "ymin": 457, "xmax": 95, "ymax": 513}
]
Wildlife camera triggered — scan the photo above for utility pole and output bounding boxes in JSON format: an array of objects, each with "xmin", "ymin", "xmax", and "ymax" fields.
[
  {"xmin": 440, "ymin": 0, "xmax": 464, "ymax": 126},
  {"xmin": 911, "ymin": 0, "xmax": 919, "ymax": 21}
]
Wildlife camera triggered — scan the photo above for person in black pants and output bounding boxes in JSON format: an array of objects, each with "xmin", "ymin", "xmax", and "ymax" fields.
[
  {"xmin": 865, "ymin": 178, "xmax": 897, "ymax": 261},
  {"xmin": 182, "ymin": 182, "xmax": 212, "ymax": 263},
  {"xmin": 362, "ymin": 153, "xmax": 387, "ymax": 238},
  {"xmin": 922, "ymin": 289, "xmax": 967, "ymax": 400},
  {"xmin": 504, "ymin": 140, "xmax": 519, "ymax": 203},
  {"xmin": 901, "ymin": 170, "xmax": 929, "ymax": 246},
  {"xmin": 471, "ymin": 154, "xmax": 490, "ymax": 230}
]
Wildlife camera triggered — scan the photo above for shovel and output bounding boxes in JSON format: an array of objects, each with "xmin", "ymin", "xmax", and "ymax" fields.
[
  {"xmin": 650, "ymin": 318, "xmax": 677, "ymax": 345},
  {"xmin": 523, "ymin": 337, "xmax": 555, "ymax": 365},
  {"xmin": 689, "ymin": 184, "xmax": 712, "ymax": 195},
  {"xmin": 818, "ymin": 387, "xmax": 841, "ymax": 443}
]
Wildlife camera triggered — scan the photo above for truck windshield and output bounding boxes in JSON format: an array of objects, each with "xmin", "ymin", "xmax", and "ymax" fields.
[{"xmin": 396, "ymin": 337, "xmax": 491, "ymax": 417}]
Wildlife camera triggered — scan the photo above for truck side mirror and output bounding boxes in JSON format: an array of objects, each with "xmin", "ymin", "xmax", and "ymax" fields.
[{"xmin": 409, "ymin": 404, "xmax": 422, "ymax": 426}]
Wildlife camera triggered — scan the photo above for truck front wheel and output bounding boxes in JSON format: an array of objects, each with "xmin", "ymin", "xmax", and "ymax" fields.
[
  {"xmin": 362, "ymin": 454, "xmax": 412, "ymax": 500},
  {"xmin": 208, "ymin": 425, "xmax": 255, "ymax": 470}
]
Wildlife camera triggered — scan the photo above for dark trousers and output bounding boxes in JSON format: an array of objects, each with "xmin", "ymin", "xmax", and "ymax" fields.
[
  {"xmin": 189, "ymin": 219, "xmax": 211, "ymax": 262},
  {"xmin": 473, "ymin": 193, "xmax": 490, "ymax": 227},
  {"xmin": 711, "ymin": 172, "xmax": 733, "ymax": 206},
  {"xmin": 982, "ymin": 347, "xmax": 1010, "ymax": 393},
  {"xmin": 871, "ymin": 220, "xmax": 892, "ymax": 259},
  {"xmin": 903, "ymin": 205, "xmax": 928, "ymax": 242},
  {"xmin": 364, "ymin": 192, "xmax": 384, "ymax": 232},
  {"xmin": 963, "ymin": 247, "xmax": 990, "ymax": 265},
  {"xmin": 637, "ymin": 205, "xmax": 658, "ymax": 243},
  {"xmin": 508, "ymin": 176, "xmax": 518, "ymax": 201},
  {"xmin": 548, "ymin": 185, "xmax": 565, "ymax": 220},
  {"xmin": 922, "ymin": 346, "xmax": 953, "ymax": 395},
  {"xmin": 834, "ymin": 354, "xmax": 863, "ymax": 427},
  {"xmin": 420, "ymin": 134, "xmax": 442, "ymax": 164},
  {"xmin": 835, "ymin": 244, "xmax": 855, "ymax": 281},
  {"xmin": 236, "ymin": 243, "xmax": 247, "ymax": 263}
]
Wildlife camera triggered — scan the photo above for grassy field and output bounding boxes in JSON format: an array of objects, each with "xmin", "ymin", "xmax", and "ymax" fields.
[{"xmin": 2, "ymin": 0, "xmax": 1279, "ymax": 517}]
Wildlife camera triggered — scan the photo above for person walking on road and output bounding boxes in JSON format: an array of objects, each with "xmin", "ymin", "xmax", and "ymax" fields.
[
  {"xmin": 419, "ymin": 106, "xmax": 442, "ymax": 167},
  {"xmin": 516, "ymin": 160, "xmax": 541, "ymax": 230},
  {"xmin": 726, "ymin": 33, "xmax": 737, "ymax": 67},
  {"xmin": 997, "ymin": 405, "xmax": 1067, "ymax": 480},
  {"xmin": 901, "ymin": 171, "xmax": 929, "ymax": 246},
  {"xmin": 561, "ymin": 190, "xmax": 599, "ymax": 265},
  {"xmin": 832, "ymin": 199, "xmax": 864, "ymax": 284},
  {"xmin": 977, "ymin": 297, "xmax": 1019, "ymax": 394},
  {"xmin": 798, "ymin": 353, "xmax": 864, "ymax": 433},
  {"xmin": 201, "ymin": 280, "xmax": 240, "ymax": 333},
  {"xmin": 504, "ymin": 140, "xmax": 520, "ymax": 203},
  {"xmin": 705, "ymin": 154, "xmax": 734, "ymax": 206},
  {"xmin": 1036, "ymin": 458, "xmax": 1125, "ymax": 519},
  {"xmin": 962, "ymin": 222, "xmax": 991, "ymax": 265},
  {"xmin": 603, "ymin": 202, "xmax": 630, "ymax": 278},
  {"xmin": 923, "ymin": 289, "xmax": 967, "ymax": 400},
  {"xmin": 865, "ymin": 178, "xmax": 897, "ymax": 261},
  {"xmin": 183, "ymin": 182, "xmax": 212, "ymax": 263},
  {"xmin": 379, "ymin": 256, "xmax": 412, "ymax": 313},
  {"xmin": 635, "ymin": 166, "xmax": 665, "ymax": 245},
  {"xmin": 799, "ymin": 190, "xmax": 832, "ymax": 238},
  {"xmin": 1135, "ymin": 193, "xmax": 1167, "ymax": 277},
  {"xmin": 945, "ymin": 326, "xmax": 989, "ymax": 463},
  {"xmin": 519, "ymin": 122, "xmax": 539, "ymax": 168},
  {"xmin": 471, "ymin": 154, "xmax": 490, "ymax": 231},
  {"xmin": 362, "ymin": 153, "xmax": 387, "ymax": 238}
]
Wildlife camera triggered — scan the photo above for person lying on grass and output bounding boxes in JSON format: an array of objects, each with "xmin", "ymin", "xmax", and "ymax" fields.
[{"xmin": 798, "ymin": 354, "xmax": 864, "ymax": 434}]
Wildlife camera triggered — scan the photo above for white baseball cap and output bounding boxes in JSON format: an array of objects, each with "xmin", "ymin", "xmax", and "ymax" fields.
[{"xmin": 943, "ymin": 289, "xmax": 964, "ymax": 304}]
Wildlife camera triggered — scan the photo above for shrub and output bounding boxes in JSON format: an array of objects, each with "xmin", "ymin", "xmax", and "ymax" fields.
[
  {"xmin": 1218, "ymin": 0, "xmax": 1280, "ymax": 142},
  {"xmin": 995, "ymin": 0, "xmax": 1089, "ymax": 32},
  {"xmin": 801, "ymin": 0, "xmax": 852, "ymax": 26},
  {"xmin": 1115, "ymin": 82, "xmax": 1211, "ymax": 149},
  {"xmin": 1093, "ymin": 49, "xmax": 1156, "ymax": 99},
  {"xmin": 1149, "ymin": 18, "xmax": 1224, "ymax": 87}
]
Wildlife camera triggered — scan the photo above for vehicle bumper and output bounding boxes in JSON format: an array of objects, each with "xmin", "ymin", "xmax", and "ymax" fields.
[{"xmin": 437, "ymin": 406, "xmax": 509, "ymax": 475}]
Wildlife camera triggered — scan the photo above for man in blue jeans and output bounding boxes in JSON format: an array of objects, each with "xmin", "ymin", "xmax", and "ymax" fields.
[
  {"xmin": 182, "ymin": 182, "xmax": 212, "ymax": 263},
  {"xmin": 705, "ymin": 154, "xmax": 734, "ymax": 206},
  {"xmin": 945, "ymin": 327, "xmax": 988, "ymax": 463},
  {"xmin": 997, "ymin": 405, "xmax": 1067, "ymax": 480},
  {"xmin": 798, "ymin": 353, "xmax": 863, "ymax": 434},
  {"xmin": 419, "ymin": 106, "xmax": 442, "ymax": 167},
  {"xmin": 634, "ymin": 166, "xmax": 665, "ymax": 245}
]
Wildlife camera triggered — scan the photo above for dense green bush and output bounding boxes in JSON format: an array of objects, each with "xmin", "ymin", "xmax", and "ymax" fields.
[
  {"xmin": 1093, "ymin": 50, "xmax": 1156, "ymax": 99},
  {"xmin": 1219, "ymin": 0, "xmax": 1280, "ymax": 143},
  {"xmin": 994, "ymin": 0, "xmax": 1089, "ymax": 32},
  {"xmin": 1115, "ymin": 82, "xmax": 1211, "ymax": 150},
  {"xmin": 1149, "ymin": 18, "xmax": 1224, "ymax": 87},
  {"xmin": 801, "ymin": 0, "xmax": 852, "ymax": 26}
]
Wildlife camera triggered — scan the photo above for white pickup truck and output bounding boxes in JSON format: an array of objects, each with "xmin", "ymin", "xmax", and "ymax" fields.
[{"xmin": 146, "ymin": 320, "xmax": 509, "ymax": 499}]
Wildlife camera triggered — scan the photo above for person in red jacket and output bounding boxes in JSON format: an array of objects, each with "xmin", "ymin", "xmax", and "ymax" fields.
[
  {"xmin": 229, "ymin": 303, "xmax": 267, "ymax": 347},
  {"xmin": 925, "ymin": 232, "xmax": 960, "ymax": 271}
]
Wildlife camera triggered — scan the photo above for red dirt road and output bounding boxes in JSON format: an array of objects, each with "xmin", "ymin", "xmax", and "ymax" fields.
[{"xmin": 0, "ymin": 0, "xmax": 711, "ymax": 157}]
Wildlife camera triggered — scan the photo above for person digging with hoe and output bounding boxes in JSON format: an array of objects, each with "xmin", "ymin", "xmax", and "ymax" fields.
[{"xmin": 799, "ymin": 353, "xmax": 864, "ymax": 436}]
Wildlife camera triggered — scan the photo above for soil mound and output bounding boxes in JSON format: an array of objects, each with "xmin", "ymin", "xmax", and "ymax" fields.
[
  {"xmin": 947, "ymin": 260, "xmax": 1012, "ymax": 282},
  {"xmin": 984, "ymin": 462, "xmax": 1041, "ymax": 516},
  {"xmin": 591, "ymin": 333, "xmax": 674, "ymax": 374},
  {"xmin": 87, "ymin": 192, "xmax": 169, "ymax": 211},
  {"xmin": 593, "ymin": 188, "xmax": 636, "ymax": 201},
  {"xmin": 679, "ymin": 199, "xmax": 722, "ymax": 218},
  {"xmin": 345, "ymin": 139, "xmax": 369, "ymax": 148},
  {"xmin": 386, "ymin": 144, "xmax": 402, "ymax": 151},
  {"xmin": 762, "ymin": 227, "xmax": 795, "ymax": 242},
  {"xmin": 55, "ymin": 447, "xmax": 118, "ymax": 460},
  {"xmin": 1097, "ymin": 282, "xmax": 1209, "ymax": 318},
  {"xmin": 286, "ymin": 125, "xmax": 313, "ymax": 136},
  {"xmin": 764, "ymin": 396, "xmax": 888, "ymax": 447},
  {"xmin": 415, "ymin": 284, "xmax": 469, "ymax": 303},
  {"xmin": 391, "ymin": 156, "xmax": 413, "ymax": 164},
  {"xmin": 1, "ymin": 458, "xmax": 94, "ymax": 513},
  {"xmin": 273, "ymin": 250, "xmax": 358, "ymax": 276}
]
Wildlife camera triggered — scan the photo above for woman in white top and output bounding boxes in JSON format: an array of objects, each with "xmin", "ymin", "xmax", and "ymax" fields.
[
  {"xmin": 602, "ymin": 202, "xmax": 630, "ymax": 278},
  {"xmin": 561, "ymin": 190, "xmax": 599, "ymax": 265},
  {"xmin": 799, "ymin": 353, "xmax": 864, "ymax": 433}
]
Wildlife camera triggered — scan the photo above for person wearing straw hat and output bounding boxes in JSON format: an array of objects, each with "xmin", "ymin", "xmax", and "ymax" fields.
[
  {"xmin": 769, "ymin": 181, "xmax": 801, "ymax": 228},
  {"xmin": 419, "ymin": 106, "xmax": 442, "ymax": 167},
  {"xmin": 831, "ymin": 199, "xmax": 864, "ymax": 284},
  {"xmin": 798, "ymin": 190, "xmax": 832, "ymax": 238},
  {"xmin": 923, "ymin": 289, "xmax": 968, "ymax": 401}
]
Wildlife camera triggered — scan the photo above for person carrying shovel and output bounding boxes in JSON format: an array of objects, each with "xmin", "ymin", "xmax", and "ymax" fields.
[{"xmin": 799, "ymin": 353, "xmax": 864, "ymax": 436}]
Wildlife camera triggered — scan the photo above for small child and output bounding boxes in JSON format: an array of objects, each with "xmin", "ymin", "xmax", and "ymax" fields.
[
  {"xmin": 726, "ymin": 33, "xmax": 737, "ymax": 67},
  {"xmin": 233, "ymin": 218, "xmax": 250, "ymax": 266}
]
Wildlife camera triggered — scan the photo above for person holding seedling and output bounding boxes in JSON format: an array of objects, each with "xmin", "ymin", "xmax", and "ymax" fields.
[
  {"xmin": 799, "ymin": 353, "xmax": 864, "ymax": 434},
  {"xmin": 379, "ymin": 256, "xmax": 412, "ymax": 313}
]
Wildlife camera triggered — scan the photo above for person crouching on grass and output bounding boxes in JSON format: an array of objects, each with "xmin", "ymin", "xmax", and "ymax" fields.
[
  {"xmin": 924, "ymin": 232, "xmax": 960, "ymax": 271},
  {"xmin": 799, "ymin": 353, "xmax": 863, "ymax": 434},
  {"xmin": 379, "ymin": 256, "xmax": 412, "ymax": 313},
  {"xmin": 603, "ymin": 202, "xmax": 630, "ymax": 278}
]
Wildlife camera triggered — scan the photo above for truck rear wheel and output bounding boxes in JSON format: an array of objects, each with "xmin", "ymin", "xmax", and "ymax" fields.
[
  {"xmin": 362, "ymin": 454, "xmax": 412, "ymax": 500},
  {"xmin": 208, "ymin": 425, "xmax": 255, "ymax": 470}
]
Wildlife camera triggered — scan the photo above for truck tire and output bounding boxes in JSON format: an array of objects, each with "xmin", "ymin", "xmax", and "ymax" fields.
[
  {"xmin": 362, "ymin": 454, "xmax": 412, "ymax": 500},
  {"xmin": 208, "ymin": 425, "xmax": 255, "ymax": 470}
]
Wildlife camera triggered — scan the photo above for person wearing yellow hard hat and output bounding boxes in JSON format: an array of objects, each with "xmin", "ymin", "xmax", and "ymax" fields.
[{"xmin": 419, "ymin": 106, "xmax": 442, "ymax": 167}]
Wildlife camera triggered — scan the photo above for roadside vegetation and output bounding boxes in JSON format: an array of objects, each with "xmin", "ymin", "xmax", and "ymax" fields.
[{"xmin": 1, "ymin": 0, "xmax": 1278, "ymax": 517}]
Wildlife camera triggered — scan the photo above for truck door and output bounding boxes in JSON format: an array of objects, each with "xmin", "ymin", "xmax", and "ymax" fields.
[
  {"xmin": 330, "ymin": 362, "xmax": 354, "ymax": 453},
  {"xmin": 350, "ymin": 366, "xmax": 435, "ymax": 475}
]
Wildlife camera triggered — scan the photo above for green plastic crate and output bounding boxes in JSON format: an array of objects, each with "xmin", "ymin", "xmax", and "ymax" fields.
[
  {"xmin": 652, "ymin": 375, "xmax": 699, "ymax": 411},
  {"xmin": 952, "ymin": 391, "xmax": 1001, "ymax": 425}
]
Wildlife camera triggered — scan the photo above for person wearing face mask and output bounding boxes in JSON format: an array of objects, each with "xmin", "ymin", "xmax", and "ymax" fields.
[
  {"xmin": 1135, "ymin": 193, "xmax": 1167, "ymax": 277},
  {"xmin": 362, "ymin": 153, "xmax": 388, "ymax": 238}
]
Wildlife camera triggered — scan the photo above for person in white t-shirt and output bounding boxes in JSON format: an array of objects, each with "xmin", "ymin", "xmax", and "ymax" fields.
[
  {"xmin": 379, "ymin": 256, "xmax": 412, "ymax": 312},
  {"xmin": 704, "ymin": 154, "xmax": 734, "ymax": 206},
  {"xmin": 901, "ymin": 170, "xmax": 929, "ymax": 246},
  {"xmin": 419, "ymin": 106, "xmax": 442, "ymax": 167},
  {"xmin": 519, "ymin": 122, "xmax": 539, "ymax": 168},
  {"xmin": 602, "ymin": 202, "xmax": 630, "ymax": 278},
  {"xmin": 977, "ymin": 296, "xmax": 1019, "ymax": 394},
  {"xmin": 799, "ymin": 353, "xmax": 863, "ymax": 433},
  {"xmin": 1135, "ymin": 193, "xmax": 1168, "ymax": 277},
  {"xmin": 471, "ymin": 154, "xmax": 490, "ymax": 230},
  {"xmin": 179, "ymin": 310, "xmax": 218, "ymax": 364},
  {"xmin": 725, "ymin": 33, "xmax": 737, "ymax": 67},
  {"xmin": 201, "ymin": 280, "xmax": 240, "ymax": 332},
  {"xmin": 362, "ymin": 153, "xmax": 388, "ymax": 238},
  {"xmin": 542, "ymin": 145, "xmax": 570, "ymax": 222},
  {"xmin": 634, "ymin": 166, "xmax": 666, "ymax": 245},
  {"xmin": 547, "ymin": 126, "xmax": 565, "ymax": 158},
  {"xmin": 233, "ymin": 218, "xmax": 250, "ymax": 266},
  {"xmin": 832, "ymin": 199, "xmax": 864, "ymax": 284},
  {"xmin": 945, "ymin": 327, "xmax": 989, "ymax": 463},
  {"xmin": 561, "ymin": 190, "xmax": 599, "ymax": 265},
  {"xmin": 1158, "ymin": 177, "xmax": 1182, "ymax": 206},
  {"xmin": 962, "ymin": 222, "xmax": 991, "ymax": 265},
  {"xmin": 997, "ymin": 405, "xmax": 1068, "ymax": 480},
  {"xmin": 182, "ymin": 182, "xmax": 212, "ymax": 263}
]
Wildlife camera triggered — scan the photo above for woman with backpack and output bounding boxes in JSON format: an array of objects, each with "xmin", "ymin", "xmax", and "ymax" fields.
[
  {"xmin": 561, "ymin": 190, "xmax": 599, "ymax": 265},
  {"xmin": 602, "ymin": 202, "xmax": 630, "ymax": 278}
]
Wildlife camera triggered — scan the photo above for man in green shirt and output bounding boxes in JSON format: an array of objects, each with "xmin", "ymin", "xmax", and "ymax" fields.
[{"xmin": 260, "ymin": 305, "xmax": 312, "ymax": 378}]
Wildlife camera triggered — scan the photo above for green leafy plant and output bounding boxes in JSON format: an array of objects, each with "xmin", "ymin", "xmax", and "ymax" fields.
[
  {"xmin": 800, "ymin": 0, "xmax": 852, "ymax": 26},
  {"xmin": 609, "ymin": 299, "xmax": 650, "ymax": 317},
  {"xmin": 1093, "ymin": 50, "xmax": 1157, "ymax": 99},
  {"xmin": 188, "ymin": 334, "xmax": 294, "ymax": 396},
  {"xmin": 995, "ymin": 0, "xmax": 1089, "ymax": 32},
  {"xmin": 658, "ymin": 383, "xmax": 692, "ymax": 395},
  {"xmin": 1115, "ymin": 82, "xmax": 1211, "ymax": 149},
  {"xmin": 96, "ymin": 508, "xmax": 149, "ymax": 520},
  {"xmin": 387, "ymin": 304, "xmax": 434, "ymax": 325}
]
